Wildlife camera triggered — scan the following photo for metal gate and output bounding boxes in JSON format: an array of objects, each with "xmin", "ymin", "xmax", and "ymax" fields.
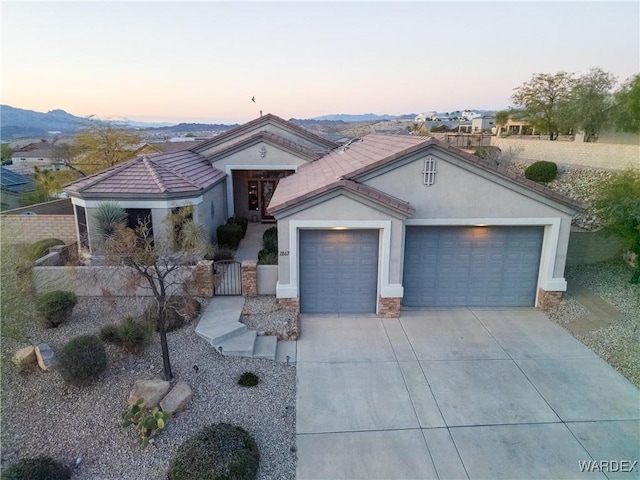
[{"xmin": 214, "ymin": 260, "xmax": 242, "ymax": 296}]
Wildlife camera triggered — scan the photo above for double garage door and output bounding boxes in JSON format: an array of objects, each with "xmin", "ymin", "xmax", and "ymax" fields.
[
  {"xmin": 299, "ymin": 226, "xmax": 544, "ymax": 314},
  {"xmin": 403, "ymin": 226, "xmax": 544, "ymax": 307}
]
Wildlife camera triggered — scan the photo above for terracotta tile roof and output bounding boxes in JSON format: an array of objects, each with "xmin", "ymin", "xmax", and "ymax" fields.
[
  {"xmin": 206, "ymin": 131, "xmax": 323, "ymax": 163},
  {"xmin": 64, "ymin": 150, "xmax": 225, "ymax": 197},
  {"xmin": 268, "ymin": 134, "xmax": 583, "ymax": 215},
  {"xmin": 191, "ymin": 113, "xmax": 337, "ymax": 153}
]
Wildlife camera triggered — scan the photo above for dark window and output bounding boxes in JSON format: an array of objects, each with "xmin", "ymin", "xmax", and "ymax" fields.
[
  {"xmin": 75, "ymin": 205, "xmax": 89, "ymax": 249},
  {"xmin": 126, "ymin": 208, "xmax": 153, "ymax": 241}
]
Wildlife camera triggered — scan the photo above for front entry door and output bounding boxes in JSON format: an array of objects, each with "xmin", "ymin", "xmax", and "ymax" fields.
[{"xmin": 260, "ymin": 180, "xmax": 277, "ymax": 221}]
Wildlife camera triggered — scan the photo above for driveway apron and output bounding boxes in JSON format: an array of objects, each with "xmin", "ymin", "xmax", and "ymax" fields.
[{"xmin": 295, "ymin": 309, "xmax": 639, "ymax": 480}]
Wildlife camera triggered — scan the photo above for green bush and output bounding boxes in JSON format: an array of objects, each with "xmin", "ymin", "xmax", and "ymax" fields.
[
  {"xmin": 1, "ymin": 456, "xmax": 70, "ymax": 480},
  {"xmin": 58, "ymin": 334, "xmax": 107, "ymax": 386},
  {"xmin": 143, "ymin": 296, "xmax": 202, "ymax": 332},
  {"xmin": 169, "ymin": 423, "xmax": 260, "ymax": 480},
  {"xmin": 35, "ymin": 290, "xmax": 77, "ymax": 328},
  {"xmin": 524, "ymin": 161, "xmax": 558, "ymax": 183},
  {"xmin": 238, "ymin": 372, "xmax": 259, "ymax": 387},
  {"xmin": 204, "ymin": 245, "xmax": 235, "ymax": 262},
  {"xmin": 227, "ymin": 216, "xmax": 249, "ymax": 238},
  {"xmin": 216, "ymin": 224, "xmax": 243, "ymax": 250},
  {"xmin": 262, "ymin": 226, "xmax": 278, "ymax": 252},
  {"xmin": 100, "ymin": 317, "xmax": 152, "ymax": 353},
  {"xmin": 25, "ymin": 238, "xmax": 65, "ymax": 261},
  {"xmin": 257, "ymin": 249, "xmax": 277, "ymax": 265}
]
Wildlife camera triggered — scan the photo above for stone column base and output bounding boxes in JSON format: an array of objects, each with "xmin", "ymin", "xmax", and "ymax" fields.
[
  {"xmin": 277, "ymin": 297, "xmax": 300, "ymax": 314},
  {"xmin": 241, "ymin": 260, "xmax": 257, "ymax": 296},
  {"xmin": 537, "ymin": 288, "xmax": 563, "ymax": 311},
  {"xmin": 378, "ymin": 297, "xmax": 401, "ymax": 318}
]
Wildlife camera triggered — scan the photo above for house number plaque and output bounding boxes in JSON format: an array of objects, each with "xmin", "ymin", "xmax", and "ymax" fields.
[{"xmin": 279, "ymin": 251, "xmax": 289, "ymax": 256}]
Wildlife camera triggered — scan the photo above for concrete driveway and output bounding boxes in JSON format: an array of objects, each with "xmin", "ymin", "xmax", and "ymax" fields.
[{"xmin": 295, "ymin": 309, "xmax": 639, "ymax": 479}]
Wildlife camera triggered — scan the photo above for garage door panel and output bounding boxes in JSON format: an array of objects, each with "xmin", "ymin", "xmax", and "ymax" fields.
[
  {"xmin": 403, "ymin": 226, "xmax": 543, "ymax": 307},
  {"xmin": 300, "ymin": 230, "xmax": 378, "ymax": 314}
]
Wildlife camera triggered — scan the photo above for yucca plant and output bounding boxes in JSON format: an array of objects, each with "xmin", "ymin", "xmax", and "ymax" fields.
[{"xmin": 95, "ymin": 202, "xmax": 127, "ymax": 240}]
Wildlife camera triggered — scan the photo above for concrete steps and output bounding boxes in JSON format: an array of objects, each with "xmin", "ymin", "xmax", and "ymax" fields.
[{"xmin": 195, "ymin": 297, "xmax": 295, "ymax": 363}]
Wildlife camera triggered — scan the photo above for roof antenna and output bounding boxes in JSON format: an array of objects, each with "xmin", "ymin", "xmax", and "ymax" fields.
[{"xmin": 260, "ymin": 110, "xmax": 263, "ymax": 117}]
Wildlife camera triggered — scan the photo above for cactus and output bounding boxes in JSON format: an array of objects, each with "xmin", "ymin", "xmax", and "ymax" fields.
[{"xmin": 121, "ymin": 398, "xmax": 172, "ymax": 447}]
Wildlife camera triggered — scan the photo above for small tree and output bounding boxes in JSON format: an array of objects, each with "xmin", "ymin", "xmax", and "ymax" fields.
[
  {"xmin": 105, "ymin": 217, "xmax": 207, "ymax": 380},
  {"xmin": 595, "ymin": 169, "xmax": 640, "ymax": 284},
  {"xmin": 94, "ymin": 202, "xmax": 127, "ymax": 242}
]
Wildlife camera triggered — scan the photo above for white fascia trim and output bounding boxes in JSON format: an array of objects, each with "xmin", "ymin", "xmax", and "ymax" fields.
[
  {"xmin": 71, "ymin": 197, "xmax": 203, "ymax": 209},
  {"xmin": 406, "ymin": 217, "xmax": 567, "ymax": 294},
  {"xmin": 279, "ymin": 220, "xmax": 394, "ymax": 306},
  {"xmin": 224, "ymin": 164, "xmax": 301, "ymax": 217}
]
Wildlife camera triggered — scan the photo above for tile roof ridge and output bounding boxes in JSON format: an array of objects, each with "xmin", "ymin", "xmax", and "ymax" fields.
[
  {"xmin": 145, "ymin": 156, "xmax": 205, "ymax": 190},
  {"xmin": 142, "ymin": 156, "xmax": 168, "ymax": 193}
]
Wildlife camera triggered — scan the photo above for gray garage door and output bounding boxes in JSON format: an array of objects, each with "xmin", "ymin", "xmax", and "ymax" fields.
[
  {"xmin": 299, "ymin": 229, "xmax": 379, "ymax": 314},
  {"xmin": 403, "ymin": 226, "xmax": 543, "ymax": 307}
]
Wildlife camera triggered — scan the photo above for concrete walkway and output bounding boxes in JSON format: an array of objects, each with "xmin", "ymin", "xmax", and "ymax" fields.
[
  {"xmin": 296, "ymin": 309, "xmax": 639, "ymax": 479},
  {"xmin": 565, "ymin": 281, "xmax": 627, "ymax": 336},
  {"xmin": 234, "ymin": 222, "xmax": 271, "ymax": 262}
]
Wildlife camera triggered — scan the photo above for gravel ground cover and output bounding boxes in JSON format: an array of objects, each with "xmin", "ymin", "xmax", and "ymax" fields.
[
  {"xmin": 241, "ymin": 296, "xmax": 299, "ymax": 340},
  {"xmin": 550, "ymin": 261, "xmax": 640, "ymax": 387},
  {"xmin": 1, "ymin": 297, "xmax": 296, "ymax": 479}
]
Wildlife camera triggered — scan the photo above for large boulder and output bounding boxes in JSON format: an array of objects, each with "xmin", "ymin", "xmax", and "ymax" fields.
[
  {"xmin": 13, "ymin": 345, "xmax": 36, "ymax": 367},
  {"xmin": 160, "ymin": 380, "xmax": 193, "ymax": 414},
  {"xmin": 128, "ymin": 379, "xmax": 171, "ymax": 408},
  {"xmin": 35, "ymin": 343, "xmax": 57, "ymax": 371}
]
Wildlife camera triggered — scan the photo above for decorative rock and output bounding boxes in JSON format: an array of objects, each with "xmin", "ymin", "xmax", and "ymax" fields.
[
  {"xmin": 128, "ymin": 379, "xmax": 171, "ymax": 408},
  {"xmin": 160, "ymin": 380, "xmax": 193, "ymax": 414},
  {"xmin": 12, "ymin": 345, "xmax": 36, "ymax": 367},
  {"xmin": 35, "ymin": 343, "xmax": 57, "ymax": 371}
]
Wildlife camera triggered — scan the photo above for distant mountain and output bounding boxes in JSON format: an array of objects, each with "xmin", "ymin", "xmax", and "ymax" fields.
[
  {"xmin": 143, "ymin": 122, "xmax": 238, "ymax": 134},
  {"xmin": 311, "ymin": 113, "xmax": 415, "ymax": 122},
  {"xmin": 1, "ymin": 105, "xmax": 84, "ymax": 139}
]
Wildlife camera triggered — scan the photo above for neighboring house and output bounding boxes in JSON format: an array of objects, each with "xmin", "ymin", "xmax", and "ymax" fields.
[
  {"xmin": 268, "ymin": 134, "xmax": 581, "ymax": 316},
  {"xmin": 472, "ymin": 115, "xmax": 496, "ymax": 133},
  {"xmin": 503, "ymin": 119, "xmax": 536, "ymax": 136},
  {"xmin": 10, "ymin": 140, "xmax": 65, "ymax": 171},
  {"xmin": 0, "ymin": 167, "xmax": 37, "ymax": 210},
  {"xmin": 63, "ymin": 114, "xmax": 337, "ymax": 252}
]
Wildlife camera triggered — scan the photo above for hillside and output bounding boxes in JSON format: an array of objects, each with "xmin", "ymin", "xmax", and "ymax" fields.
[{"xmin": 1, "ymin": 105, "xmax": 83, "ymax": 139}]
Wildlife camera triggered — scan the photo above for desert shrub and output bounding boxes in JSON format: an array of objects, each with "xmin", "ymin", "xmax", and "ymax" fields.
[
  {"xmin": 257, "ymin": 249, "xmax": 277, "ymax": 265},
  {"xmin": 473, "ymin": 146, "xmax": 501, "ymax": 161},
  {"xmin": 216, "ymin": 224, "xmax": 243, "ymax": 250},
  {"xmin": 227, "ymin": 216, "xmax": 249, "ymax": 238},
  {"xmin": 262, "ymin": 226, "xmax": 278, "ymax": 251},
  {"xmin": 238, "ymin": 372, "xmax": 259, "ymax": 387},
  {"xmin": 58, "ymin": 334, "xmax": 107, "ymax": 386},
  {"xmin": 204, "ymin": 244, "xmax": 235, "ymax": 262},
  {"xmin": 100, "ymin": 316, "xmax": 152, "ymax": 353},
  {"xmin": 25, "ymin": 238, "xmax": 65, "ymax": 261},
  {"xmin": 121, "ymin": 397, "xmax": 172, "ymax": 447},
  {"xmin": 35, "ymin": 290, "xmax": 77, "ymax": 328},
  {"xmin": 525, "ymin": 161, "xmax": 558, "ymax": 183},
  {"xmin": 94, "ymin": 202, "xmax": 127, "ymax": 240},
  {"xmin": 143, "ymin": 296, "xmax": 202, "ymax": 332},
  {"xmin": 1, "ymin": 456, "xmax": 70, "ymax": 480},
  {"xmin": 169, "ymin": 423, "xmax": 259, "ymax": 480}
]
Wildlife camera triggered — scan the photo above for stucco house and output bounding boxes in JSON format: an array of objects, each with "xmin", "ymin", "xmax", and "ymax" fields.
[
  {"xmin": 63, "ymin": 114, "xmax": 337, "ymax": 252},
  {"xmin": 63, "ymin": 114, "xmax": 580, "ymax": 317},
  {"xmin": 267, "ymin": 134, "xmax": 581, "ymax": 316}
]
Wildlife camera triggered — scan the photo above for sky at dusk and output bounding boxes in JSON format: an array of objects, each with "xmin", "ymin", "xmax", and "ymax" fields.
[{"xmin": 2, "ymin": 1, "xmax": 639, "ymax": 124}]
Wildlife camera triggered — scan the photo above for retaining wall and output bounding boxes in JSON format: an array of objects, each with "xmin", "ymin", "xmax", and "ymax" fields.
[
  {"xmin": 491, "ymin": 137, "xmax": 640, "ymax": 171},
  {"xmin": 257, "ymin": 265, "xmax": 278, "ymax": 295},
  {"xmin": 0, "ymin": 215, "xmax": 77, "ymax": 244}
]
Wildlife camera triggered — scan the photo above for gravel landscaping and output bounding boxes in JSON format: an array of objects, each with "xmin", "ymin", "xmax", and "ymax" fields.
[
  {"xmin": 1, "ymin": 297, "xmax": 296, "ymax": 479},
  {"xmin": 241, "ymin": 296, "xmax": 299, "ymax": 340},
  {"xmin": 549, "ymin": 261, "xmax": 640, "ymax": 387}
]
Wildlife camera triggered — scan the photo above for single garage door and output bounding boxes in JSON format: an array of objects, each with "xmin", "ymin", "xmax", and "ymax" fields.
[
  {"xmin": 403, "ymin": 226, "xmax": 543, "ymax": 307},
  {"xmin": 299, "ymin": 229, "xmax": 379, "ymax": 314}
]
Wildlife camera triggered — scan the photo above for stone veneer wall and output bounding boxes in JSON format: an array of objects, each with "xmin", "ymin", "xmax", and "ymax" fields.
[
  {"xmin": 378, "ymin": 297, "xmax": 401, "ymax": 318},
  {"xmin": 491, "ymin": 137, "xmax": 640, "ymax": 171},
  {"xmin": 537, "ymin": 288, "xmax": 563, "ymax": 311},
  {"xmin": 241, "ymin": 260, "xmax": 257, "ymax": 296}
]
